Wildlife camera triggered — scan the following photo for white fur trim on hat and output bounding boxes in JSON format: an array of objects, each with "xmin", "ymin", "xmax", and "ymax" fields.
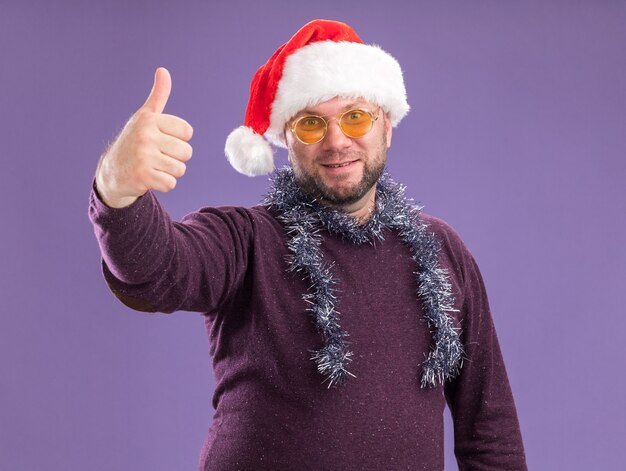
[
  {"xmin": 265, "ymin": 40, "xmax": 410, "ymax": 148},
  {"xmin": 225, "ymin": 126, "xmax": 275, "ymax": 177}
]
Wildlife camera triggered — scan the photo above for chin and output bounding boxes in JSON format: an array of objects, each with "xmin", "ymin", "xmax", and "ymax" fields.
[
  {"xmin": 293, "ymin": 156, "xmax": 387, "ymax": 208},
  {"xmin": 317, "ymin": 180, "xmax": 374, "ymax": 206}
]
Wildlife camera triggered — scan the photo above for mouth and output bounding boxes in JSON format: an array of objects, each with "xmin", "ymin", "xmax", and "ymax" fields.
[{"xmin": 321, "ymin": 160, "xmax": 357, "ymax": 169}]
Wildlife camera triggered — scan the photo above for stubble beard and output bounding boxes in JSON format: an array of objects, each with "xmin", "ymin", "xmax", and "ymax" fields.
[{"xmin": 290, "ymin": 136, "xmax": 388, "ymax": 208}]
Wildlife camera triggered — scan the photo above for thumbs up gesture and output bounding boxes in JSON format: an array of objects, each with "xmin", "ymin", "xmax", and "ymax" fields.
[{"xmin": 95, "ymin": 67, "xmax": 194, "ymax": 208}]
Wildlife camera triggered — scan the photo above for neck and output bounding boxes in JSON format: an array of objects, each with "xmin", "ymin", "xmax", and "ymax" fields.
[{"xmin": 326, "ymin": 186, "xmax": 377, "ymax": 225}]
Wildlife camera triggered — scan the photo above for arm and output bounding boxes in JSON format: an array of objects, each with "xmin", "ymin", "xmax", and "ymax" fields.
[
  {"xmin": 443, "ymin": 245, "xmax": 528, "ymax": 470},
  {"xmin": 88, "ymin": 177, "xmax": 252, "ymax": 314},
  {"xmin": 88, "ymin": 68, "xmax": 252, "ymax": 314}
]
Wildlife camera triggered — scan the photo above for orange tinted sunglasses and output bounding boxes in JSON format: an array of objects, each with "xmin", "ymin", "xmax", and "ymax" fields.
[{"xmin": 289, "ymin": 108, "xmax": 380, "ymax": 144}]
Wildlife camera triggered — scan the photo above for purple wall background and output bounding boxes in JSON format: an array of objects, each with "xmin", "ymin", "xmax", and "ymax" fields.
[{"xmin": 1, "ymin": 1, "xmax": 624, "ymax": 469}]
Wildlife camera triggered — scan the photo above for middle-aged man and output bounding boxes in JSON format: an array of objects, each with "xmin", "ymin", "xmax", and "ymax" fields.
[{"xmin": 88, "ymin": 19, "xmax": 527, "ymax": 470}]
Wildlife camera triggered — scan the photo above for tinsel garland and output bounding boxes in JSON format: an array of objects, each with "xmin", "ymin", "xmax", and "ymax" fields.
[{"xmin": 263, "ymin": 167, "xmax": 464, "ymax": 389}]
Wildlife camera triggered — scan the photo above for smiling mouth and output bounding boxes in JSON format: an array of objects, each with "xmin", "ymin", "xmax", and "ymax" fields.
[{"xmin": 322, "ymin": 160, "xmax": 356, "ymax": 168}]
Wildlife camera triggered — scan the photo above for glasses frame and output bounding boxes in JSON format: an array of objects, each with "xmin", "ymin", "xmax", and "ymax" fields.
[{"xmin": 289, "ymin": 107, "xmax": 380, "ymax": 145}]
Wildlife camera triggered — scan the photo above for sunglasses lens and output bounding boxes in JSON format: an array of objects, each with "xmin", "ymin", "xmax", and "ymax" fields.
[
  {"xmin": 293, "ymin": 110, "xmax": 375, "ymax": 144},
  {"xmin": 294, "ymin": 117, "xmax": 326, "ymax": 144},
  {"xmin": 340, "ymin": 110, "xmax": 373, "ymax": 138}
]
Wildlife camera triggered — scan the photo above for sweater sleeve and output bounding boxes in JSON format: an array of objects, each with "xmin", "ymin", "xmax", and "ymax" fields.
[
  {"xmin": 440, "ymin": 228, "xmax": 528, "ymax": 470},
  {"xmin": 87, "ymin": 178, "xmax": 252, "ymax": 314}
]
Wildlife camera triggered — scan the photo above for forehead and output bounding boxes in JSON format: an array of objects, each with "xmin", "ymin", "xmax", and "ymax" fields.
[{"xmin": 294, "ymin": 96, "xmax": 377, "ymax": 117}]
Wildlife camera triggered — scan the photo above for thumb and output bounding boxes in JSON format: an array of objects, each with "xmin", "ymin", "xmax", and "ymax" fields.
[{"xmin": 141, "ymin": 67, "xmax": 171, "ymax": 113}]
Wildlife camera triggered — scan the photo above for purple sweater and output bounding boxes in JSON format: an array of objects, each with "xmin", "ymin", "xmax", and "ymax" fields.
[{"xmin": 88, "ymin": 178, "xmax": 527, "ymax": 470}]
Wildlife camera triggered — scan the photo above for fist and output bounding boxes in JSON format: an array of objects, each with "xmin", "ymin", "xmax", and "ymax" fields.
[{"xmin": 95, "ymin": 67, "xmax": 194, "ymax": 208}]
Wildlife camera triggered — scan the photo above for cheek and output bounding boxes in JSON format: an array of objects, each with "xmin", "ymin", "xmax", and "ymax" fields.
[
  {"xmin": 288, "ymin": 143, "xmax": 317, "ymax": 167},
  {"xmin": 287, "ymin": 148, "xmax": 305, "ymax": 170}
]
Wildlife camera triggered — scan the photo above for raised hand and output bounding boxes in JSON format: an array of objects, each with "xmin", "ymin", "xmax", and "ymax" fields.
[{"xmin": 95, "ymin": 67, "xmax": 194, "ymax": 208}]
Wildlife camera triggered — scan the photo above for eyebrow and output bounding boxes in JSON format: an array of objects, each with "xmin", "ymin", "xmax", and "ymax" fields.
[{"xmin": 296, "ymin": 102, "xmax": 371, "ymax": 117}]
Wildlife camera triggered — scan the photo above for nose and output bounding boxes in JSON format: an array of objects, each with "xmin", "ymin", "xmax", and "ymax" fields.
[{"xmin": 321, "ymin": 118, "xmax": 352, "ymax": 152}]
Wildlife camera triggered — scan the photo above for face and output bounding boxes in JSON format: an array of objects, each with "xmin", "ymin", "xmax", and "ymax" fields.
[{"xmin": 284, "ymin": 96, "xmax": 392, "ymax": 209}]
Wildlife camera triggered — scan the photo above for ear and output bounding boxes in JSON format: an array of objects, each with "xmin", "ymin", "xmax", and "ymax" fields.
[
  {"xmin": 283, "ymin": 126, "xmax": 293, "ymax": 163},
  {"xmin": 384, "ymin": 113, "xmax": 392, "ymax": 148}
]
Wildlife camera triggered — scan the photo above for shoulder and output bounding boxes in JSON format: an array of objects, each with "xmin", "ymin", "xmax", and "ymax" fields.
[
  {"xmin": 418, "ymin": 211, "xmax": 470, "ymax": 258},
  {"xmin": 179, "ymin": 203, "xmax": 285, "ymax": 240},
  {"xmin": 180, "ymin": 203, "xmax": 275, "ymax": 224},
  {"xmin": 417, "ymin": 210, "xmax": 479, "ymax": 293}
]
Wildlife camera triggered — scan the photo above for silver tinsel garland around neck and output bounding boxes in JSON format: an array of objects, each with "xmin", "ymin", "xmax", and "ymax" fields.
[{"xmin": 263, "ymin": 167, "xmax": 464, "ymax": 389}]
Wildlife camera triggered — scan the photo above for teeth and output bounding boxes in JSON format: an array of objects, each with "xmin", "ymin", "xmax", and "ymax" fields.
[{"xmin": 326, "ymin": 162, "xmax": 351, "ymax": 168}]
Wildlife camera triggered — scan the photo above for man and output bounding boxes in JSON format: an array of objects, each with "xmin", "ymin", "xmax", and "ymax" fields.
[{"xmin": 89, "ymin": 19, "xmax": 527, "ymax": 470}]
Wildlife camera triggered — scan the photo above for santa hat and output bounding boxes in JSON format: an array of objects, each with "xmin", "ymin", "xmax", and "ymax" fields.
[{"xmin": 224, "ymin": 19, "xmax": 410, "ymax": 176}]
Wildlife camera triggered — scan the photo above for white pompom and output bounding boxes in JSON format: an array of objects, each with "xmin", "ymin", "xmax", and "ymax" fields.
[{"xmin": 224, "ymin": 126, "xmax": 275, "ymax": 177}]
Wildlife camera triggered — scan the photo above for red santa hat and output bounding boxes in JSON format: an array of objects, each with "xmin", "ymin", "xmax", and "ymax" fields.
[{"xmin": 224, "ymin": 19, "xmax": 410, "ymax": 176}]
